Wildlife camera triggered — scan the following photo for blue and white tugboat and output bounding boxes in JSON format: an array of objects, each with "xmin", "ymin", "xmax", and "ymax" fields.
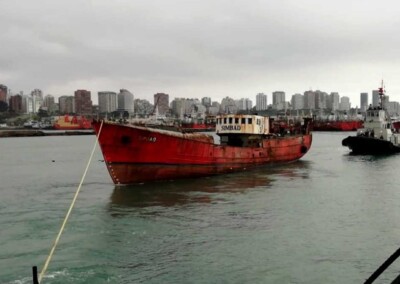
[{"xmin": 342, "ymin": 81, "xmax": 400, "ymax": 155}]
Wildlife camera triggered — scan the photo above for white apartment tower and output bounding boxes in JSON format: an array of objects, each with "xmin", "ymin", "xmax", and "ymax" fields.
[
  {"xmin": 171, "ymin": 98, "xmax": 186, "ymax": 119},
  {"xmin": 328, "ymin": 92, "xmax": 340, "ymax": 111},
  {"xmin": 303, "ymin": 91, "xmax": 316, "ymax": 109},
  {"xmin": 117, "ymin": 89, "xmax": 134, "ymax": 114},
  {"xmin": 98, "ymin": 91, "xmax": 117, "ymax": 113},
  {"xmin": 256, "ymin": 93, "xmax": 267, "ymax": 111},
  {"xmin": 30, "ymin": 89, "xmax": 43, "ymax": 113},
  {"xmin": 339, "ymin": 96, "xmax": 351, "ymax": 111},
  {"xmin": 272, "ymin": 91, "xmax": 285, "ymax": 110},
  {"xmin": 235, "ymin": 98, "xmax": 253, "ymax": 111},
  {"xmin": 291, "ymin": 93, "xmax": 304, "ymax": 110}
]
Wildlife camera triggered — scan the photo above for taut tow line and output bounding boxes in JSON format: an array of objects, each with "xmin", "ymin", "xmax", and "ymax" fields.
[{"xmin": 33, "ymin": 120, "xmax": 104, "ymax": 283}]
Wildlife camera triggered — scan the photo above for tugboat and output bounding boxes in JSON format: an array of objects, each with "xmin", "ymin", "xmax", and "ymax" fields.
[{"xmin": 342, "ymin": 81, "xmax": 400, "ymax": 155}]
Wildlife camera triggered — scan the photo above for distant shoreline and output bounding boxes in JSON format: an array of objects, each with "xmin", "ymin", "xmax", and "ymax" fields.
[{"xmin": 0, "ymin": 129, "xmax": 95, "ymax": 138}]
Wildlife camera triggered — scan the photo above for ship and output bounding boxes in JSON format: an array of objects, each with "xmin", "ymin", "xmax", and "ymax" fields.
[
  {"xmin": 180, "ymin": 115, "xmax": 217, "ymax": 132},
  {"xmin": 53, "ymin": 115, "xmax": 92, "ymax": 130},
  {"xmin": 313, "ymin": 119, "xmax": 363, "ymax": 131},
  {"xmin": 342, "ymin": 81, "xmax": 400, "ymax": 155},
  {"xmin": 92, "ymin": 114, "xmax": 313, "ymax": 185}
]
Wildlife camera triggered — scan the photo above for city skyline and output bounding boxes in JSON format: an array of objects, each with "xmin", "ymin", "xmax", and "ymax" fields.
[
  {"xmin": 3, "ymin": 83, "xmax": 392, "ymax": 114},
  {"xmin": 0, "ymin": 83, "xmax": 382, "ymax": 109},
  {"xmin": 2, "ymin": 1, "xmax": 400, "ymax": 106},
  {"xmin": 4, "ymin": 82, "xmax": 400, "ymax": 118}
]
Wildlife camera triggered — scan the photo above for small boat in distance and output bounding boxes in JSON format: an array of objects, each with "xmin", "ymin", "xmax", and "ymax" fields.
[
  {"xmin": 92, "ymin": 114, "xmax": 313, "ymax": 185},
  {"xmin": 54, "ymin": 115, "xmax": 92, "ymax": 130},
  {"xmin": 342, "ymin": 81, "xmax": 400, "ymax": 155}
]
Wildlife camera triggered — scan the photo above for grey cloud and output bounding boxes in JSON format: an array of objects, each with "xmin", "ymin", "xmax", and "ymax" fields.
[{"xmin": 2, "ymin": 0, "xmax": 400, "ymax": 103}]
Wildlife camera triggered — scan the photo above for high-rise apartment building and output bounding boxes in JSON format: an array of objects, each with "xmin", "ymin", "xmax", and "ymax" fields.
[
  {"xmin": 303, "ymin": 91, "xmax": 316, "ymax": 109},
  {"xmin": 387, "ymin": 101, "xmax": 400, "ymax": 116},
  {"xmin": 74, "ymin": 90, "xmax": 93, "ymax": 115},
  {"xmin": 382, "ymin": 95, "xmax": 389, "ymax": 109},
  {"xmin": 117, "ymin": 89, "xmax": 134, "ymax": 114},
  {"xmin": 182, "ymin": 98, "xmax": 203, "ymax": 115},
  {"xmin": 272, "ymin": 91, "xmax": 285, "ymax": 110},
  {"xmin": 291, "ymin": 93, "xmax": 304, "ymax": 110},
  {"xmin": 98, "ymin": 91, "xmax": 117, "ymax": 113},
  {"xmin": 42, "ymin": 95, "xmax": 57, "ymax": 114},
  {"xmin": 360, "ymin": 92, "xmax": 368, "ymax": 112},
  {"xmin": 9, "ymin": 95, "xmax": 23, "ymax": 113},
  {"xmin": 171, "ymin": 98, "xmax": 186, "ymax": 118},
  {"xmin": 30, "ymin": 89, "xmax": 43, "ymax": 113},
  {"xmin": 201, "ymin": 97, "xmax": 212, "ymax": 107},
  {"xmin": 154, "ymin": 93, "xmax": 169, "ymax": 116},
  {"xmin": 59, "ymin": 96, "xmax": 75, "ymax": 114},
  {"xmin": 235, "ymin": 99, "xmax": 245, "ymax": 111},
  {"xmin": 221, "ymin": 96, "xmax": 237, "ymax": 114},
  {"xmin": 339, "ymin": 96, "xmax": 351, "ymax": 111},
  {"xmin": 31, "ymin": 89, "xmax": 43, "ymax": 98},
  {"xmin": 236, "ymin": 98, "xmax": 253, "ymax": 111},
  {"xmin": 244, "ymin": 98, "xmax": 253, "ymax": 110},
  {"xmin": 328, "ymin": 92, "xmax": 340, "ymax": 111},
  {"xmin": 256, "ymin": 93, "xmax": 267, "ymax": 111},
  {"xmin": 372, "ymin": 90, "xmax": 380, "ymax": 107},
  {"xmin": 208, "ymin": 102, "xmax": 220, "ymax": 115},
  {"xmin": 315, "ymin": 91, "xmax": 328, "ymax": 109},
  {"xmin": 21, "ymin": 95, "xmax": 28, "ymax": 113},
  {"xmin": 75, "ymin": 89, "xmax": 93, "ymax": 115},
  {"xmin": 0, "ymin": 84, "xmax": 8, "ymax": 103},
  {"xmin": 43, "ymin": 95, "xmax": 55, "ymax": 108}
]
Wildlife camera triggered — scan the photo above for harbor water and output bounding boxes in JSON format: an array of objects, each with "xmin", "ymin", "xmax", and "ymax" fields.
[{"xmin": 2, "ymin": 132, "xmax": 400, "ymax": 283}]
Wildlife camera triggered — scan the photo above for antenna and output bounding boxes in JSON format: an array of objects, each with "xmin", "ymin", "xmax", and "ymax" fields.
[{"xmin": 378, "ymin": 80, "xmax": 385, "ymax": 109}]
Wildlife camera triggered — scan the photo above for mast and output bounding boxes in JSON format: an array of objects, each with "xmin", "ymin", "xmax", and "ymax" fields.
[{"xmin": 378, "ymin": 80, "xmax": 385, "ymax": 109}]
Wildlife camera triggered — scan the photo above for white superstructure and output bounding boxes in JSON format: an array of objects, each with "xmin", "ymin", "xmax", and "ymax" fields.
[{"xmin": 216, "ymin": 114, "xmax": 270, "ymax": 135}]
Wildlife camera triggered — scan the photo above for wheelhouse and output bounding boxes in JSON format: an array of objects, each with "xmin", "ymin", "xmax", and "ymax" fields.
[{"xmin": 216, "ymin": 114, "xmax": 269, "ymax": 135}]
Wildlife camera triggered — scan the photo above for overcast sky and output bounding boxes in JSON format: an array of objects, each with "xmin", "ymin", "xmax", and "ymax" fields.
[{"xmin": 1, "ymin": 0, "xmax": 400, "ymax": 106}]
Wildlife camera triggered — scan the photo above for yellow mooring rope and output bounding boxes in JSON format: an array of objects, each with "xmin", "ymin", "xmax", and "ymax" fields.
[{"xmin": 38, "ymin": 120, "xmax": 104, "ymax": 283}]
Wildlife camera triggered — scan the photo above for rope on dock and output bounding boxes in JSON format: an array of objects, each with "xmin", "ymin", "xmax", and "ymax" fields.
[{"xmin": 38, "ymin": 120, "xmax": 104, "ymax": 283}]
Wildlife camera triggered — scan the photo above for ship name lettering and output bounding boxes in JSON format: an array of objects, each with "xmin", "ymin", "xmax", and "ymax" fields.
[
  {"xmin": 221, "ymin": 125, "xmax": 241, "ymax": 131},
  {"xmin": 139, "ymin": 136, "xmax": 157, "ymax": 142}
]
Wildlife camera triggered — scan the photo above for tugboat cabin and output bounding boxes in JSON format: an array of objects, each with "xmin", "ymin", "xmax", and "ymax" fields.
[
  {"xmin": 216, "ymin": 114, "xmax": 270, "ymax": 147},
  {"xmin": 358, "ymin": 106, "xmax": 393, "ymax": 140}
]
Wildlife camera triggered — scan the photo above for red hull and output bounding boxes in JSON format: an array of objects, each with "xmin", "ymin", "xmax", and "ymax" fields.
[
  {"xmin": 313, "ymin": 120, "xmax": 363, "ymax": 131},
  {"xmin": 93, "ymin": 121, "xmax": 312, "ymax": 185},
  {"xmin": 54, "ymin": 125, "xmax": 92, "ymax": 130},
  {"xmin": 393, "ymin": 121, "xmax": 400, "ymax": 132}
]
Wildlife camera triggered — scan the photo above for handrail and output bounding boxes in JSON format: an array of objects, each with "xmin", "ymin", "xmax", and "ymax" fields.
[{"xmin": 364, "ymin": 247, "xmax": 400, "ymax": 283}]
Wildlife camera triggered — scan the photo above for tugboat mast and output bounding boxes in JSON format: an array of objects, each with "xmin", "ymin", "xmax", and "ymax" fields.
[{"xmin": 378, "ymin": 80, "xmax": 385, "ymax": 109}]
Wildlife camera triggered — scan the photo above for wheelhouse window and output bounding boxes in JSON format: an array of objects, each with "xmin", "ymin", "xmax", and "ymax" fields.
[
  {"xmin": 241, "ymin": 118, "xmax": 246, "ymax": 124},
  {"xmin": 229, "ymin": 117, "xmax": 233, "ymax": 124},
  {"xmin": 224, "ymin": 117, "xmax": 227, "ymax": 124},
  {"xmin": 248, "ymin": 118, "xmax": 252, "ymax": 124},
  {"xmin": 235, "ymin": 118, "xmax": 239, "ymax": 124}
]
